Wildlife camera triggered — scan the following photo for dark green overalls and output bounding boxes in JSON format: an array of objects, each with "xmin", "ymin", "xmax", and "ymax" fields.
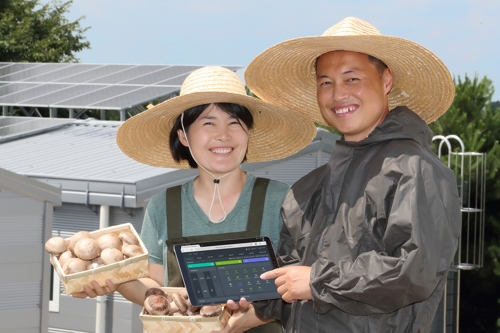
[{"xmin": 165, "ymin": 178, "xmax": 283, "ymax": 333}]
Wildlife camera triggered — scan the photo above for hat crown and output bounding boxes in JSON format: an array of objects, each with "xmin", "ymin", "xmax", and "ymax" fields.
[
  {"xmin": 180, "ymin": 66, "xmax": 246, "ymax": 96},
  {"xmin": 322, "ymin": 16, "xmax": 381, "ymax": 37}
]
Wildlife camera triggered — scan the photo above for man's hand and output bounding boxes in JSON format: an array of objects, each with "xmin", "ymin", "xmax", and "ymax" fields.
[
  {"xmin": 72, "ymin": 279, "xmax": 119, "ymax": 298},
  {"xmin": 261, "ymin": 266, "xmax": 312, "ymax": 303}
]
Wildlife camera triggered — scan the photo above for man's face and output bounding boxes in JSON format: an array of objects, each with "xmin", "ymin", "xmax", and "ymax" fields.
[{"xmin": 316, "ymin": 50, "xmax": 393, "ymax": 142}]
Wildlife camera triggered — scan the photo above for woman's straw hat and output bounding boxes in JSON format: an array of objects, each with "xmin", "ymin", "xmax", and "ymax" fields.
[
  {"xmin": 116, "ymin": 66, "xmax": 317, "ymax": 169},
  {"xmin": 245, "ymin": 16, "xmax": 455, "ymax": 127}
]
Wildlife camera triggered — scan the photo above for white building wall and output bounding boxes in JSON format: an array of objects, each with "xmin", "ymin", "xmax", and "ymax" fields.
[{"xmin": 0, "ymin": 188, "xmax": 47, "ymax": 333}]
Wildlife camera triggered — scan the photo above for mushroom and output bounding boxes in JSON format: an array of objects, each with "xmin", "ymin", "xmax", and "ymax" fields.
[
  {"xmin": 122, "ymin": 244, "xmax": 143, "ymax": 258},
  {"xmin": 118, "ymin": 231, "xmax": 139, "ymax": 247},
  {"xmin": 172, "ymin": 311, "xmax": 186, "ymax": 316},
  {"xmin": 144, "ymin": 295, "xmax": 170, "ymax": 315},
  {"xmin": 45, "ymin": 236, "xmax": 67, "ymax": 255},
  {"xmin": 186, "ymin": 298, "xmax": 201, "ymax": 315},
  {"xmin": 62, "ymin": 258, "xmax": 88, "ymax": 274},
  {"xmin": 87, "ymin": 262, "xmax": 100, "ymax": 270},
  {"xmin": 200, "ymin": 305, "xmax": 223, "ymax": 317},
  {"xmin": 172, "ymin": 292, "xmax": 188, "ymax": 313},
  {"xmin": 179, "ymin": 288, "xmax": 189, "ymax": 299},
  {"xmin": 144, "ymin": 287, "xmax": 167, "ymax": 299},
  {"xmin": 90, "ymin": 256, "xmax": 104, "ymax": 266},
  {"xmin": 100, "ymin": 248, "xmax": 124, "ymax": 265},
  {"xmin": 68, "ymin": 231, "xmax": 93, "ymax": 253},
  {"xmin": 168, "ymin": 300, "xmax": 179, "ymax": 315},
  {"xmin": 97, "ymin": 233, "xmax": 122, "ymax": 252},
  {"xmin": 58, "ymin": 250, "xmax": 75, "ymax": 267},
  {"xmin": 74, "ymin": 238, "xmax": 100, "ymax": 260}
]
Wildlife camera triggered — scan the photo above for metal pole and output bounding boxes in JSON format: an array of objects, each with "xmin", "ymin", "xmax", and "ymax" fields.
[
  {"xmin": 455, "ymin": 270, "xmax": 460, "ymax": 333},
  {"xmin": 316, "ymin": 149, "xmax": 322, "ymax": 168},
  {"xmin": 96, "ymin": 205, "xmax": 110, "ymax": 333}
]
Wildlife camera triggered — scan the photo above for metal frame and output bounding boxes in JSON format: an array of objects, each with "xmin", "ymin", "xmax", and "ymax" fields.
[{"xmin": 432, "ymin": 134, "xmax": 487, "ymax": 333}]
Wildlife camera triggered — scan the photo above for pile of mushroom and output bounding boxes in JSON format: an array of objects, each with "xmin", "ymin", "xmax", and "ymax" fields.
[
  {"xmin": 143, "ymin": 288, "xmax": 223, "ymax": 318},
  {"xmin": 44, "ymin": 230, "xmax": 144, "ymax": 275}
]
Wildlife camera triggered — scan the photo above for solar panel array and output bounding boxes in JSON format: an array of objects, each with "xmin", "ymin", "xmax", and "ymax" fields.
[{"xmin": 0, "ymin": 63, "xmax": 242, "ymax": 111}]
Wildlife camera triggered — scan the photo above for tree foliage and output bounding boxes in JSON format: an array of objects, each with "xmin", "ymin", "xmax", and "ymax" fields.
[
  {"xmin": 0, "ymin": 0, "xmax": 90, "ymax": 62},
  {"xmin": 430, "ymin": 74, "xmax": 500, "ymax": 332}
]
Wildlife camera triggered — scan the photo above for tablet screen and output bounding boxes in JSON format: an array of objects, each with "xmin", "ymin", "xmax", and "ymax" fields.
[{"xmin": 174, "ymin": 236, "xmax": 281, "ymax": 306}]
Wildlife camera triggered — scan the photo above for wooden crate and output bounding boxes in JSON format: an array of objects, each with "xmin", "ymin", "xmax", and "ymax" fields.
[
  {"xmin": 50, "ymin": 223, "xmax": 149, "ymax": 295},
  {"xmin": 140, "ymin": 287, "xmax": 231, "ymax": 333}
]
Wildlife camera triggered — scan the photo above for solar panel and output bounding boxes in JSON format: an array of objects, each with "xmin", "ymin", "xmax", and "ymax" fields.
[
  {"xmin": 0, "ymin": 63, "xmax": 64, "ymax": 81},
  {"xmin": 0, "ymin": 62, "xmax": 244, "ymax": 112},
  {"xmin": 0, "ymin": 63, "xmax": 43, "ymax": 76},
  {"xmin": 0, "ymin": 63, "xmax": 14, "ymax": 70},
  {"xmin": 0, "ymin": 83, "xmax": 72, "ymax": 104},
  {"xmin": 89, "ymin": 86, "xmax": 179, "ymax": 109},
  {"xmin": 0, "ymin": 116, "xmax": 74, "ymax": 142},
  {"xmin": 52, "ymin": 85, "xmax": 142, "ymax": 109},
  {"xmin": 0, "ymin": 83, "xmax": 40, "ymax": 103},
  {"xmin": 16, "ymin": 84, "xmax": 106, "ymax": 107},
  {"xmin": 87, "ymin": 65, "xmax": 168, "ymax": 84},
  {"xmin": 154, "ymin": 74, "xmax": 191, "ymax": 86},
  {"xmin": 23, "ymin": 64, "xmax": 102, "ymax": 82},
  {"xmin": 55, "ymin": 64, "xmax": 136, "ymax": 83},
  {"xmin": 123, "ymin": 65, "xmax": 202, "ymax": 85}
]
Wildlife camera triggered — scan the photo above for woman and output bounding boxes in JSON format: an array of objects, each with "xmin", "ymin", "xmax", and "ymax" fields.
[{"xmin": 74, "ymin": 66, "xmax": 316, "ymax": 332}]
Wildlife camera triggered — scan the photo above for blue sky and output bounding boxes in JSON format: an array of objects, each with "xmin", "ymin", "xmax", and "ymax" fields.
[{"xmin": 46, "ymin": 0, "xmax": 500, "ymax": 101}]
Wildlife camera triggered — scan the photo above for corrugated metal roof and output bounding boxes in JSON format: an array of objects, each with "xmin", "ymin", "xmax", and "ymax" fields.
[{"xmin": 0, "ymin": 117, "xmax": 169, "ymax": 183}]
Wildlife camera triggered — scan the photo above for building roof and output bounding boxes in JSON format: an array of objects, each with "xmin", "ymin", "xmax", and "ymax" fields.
[
  {"xmin": 0, "ymin": 166, "xmax": 61, "ymax": 206},
  {"xmin": 0, "ymin": 116, "xmax": 338, "ymax": 208}
]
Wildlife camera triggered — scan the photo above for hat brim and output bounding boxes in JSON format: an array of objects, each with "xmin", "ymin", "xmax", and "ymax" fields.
[
  {"xmin": 245, "ymin": 35, "xmax": 455, "ymax": 127},
  {"xmin": 116, "ymin": 91, "xmax": 317, "ymax": 169}
]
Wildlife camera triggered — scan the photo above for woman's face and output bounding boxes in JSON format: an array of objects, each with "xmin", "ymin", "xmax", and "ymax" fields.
[{"xmin": 178, "ymin": 104, "xmax": 249, "ymax": 176}]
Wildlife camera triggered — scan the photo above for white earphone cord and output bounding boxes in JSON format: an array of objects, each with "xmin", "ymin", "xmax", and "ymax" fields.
[{"xmin": 181, "ymin": 112, "xmax": 231, "ymax": 223}]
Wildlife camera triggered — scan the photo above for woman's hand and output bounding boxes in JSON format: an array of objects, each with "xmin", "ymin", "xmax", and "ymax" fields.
[
  {"xmin": 211, "ymin": 298, "xmax": 274, "ymax": 333},
  {"xmin": 72, "ymin": 279, "xmax": 119, "ymax": 298}
]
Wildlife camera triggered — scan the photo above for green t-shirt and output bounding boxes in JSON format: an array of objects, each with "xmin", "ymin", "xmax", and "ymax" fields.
[{"xmin": 140, "ymin": 173, "xmax": 290, "ymax": 286}]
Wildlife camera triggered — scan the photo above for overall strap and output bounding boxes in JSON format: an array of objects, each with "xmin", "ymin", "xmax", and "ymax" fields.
[
  {"xmin": 166, "ymin": 185, "xmax": 182, "ymax": 240},
  {"xmin": 246, "ymin": 177, "xmax": 270, "ymax": 233}
]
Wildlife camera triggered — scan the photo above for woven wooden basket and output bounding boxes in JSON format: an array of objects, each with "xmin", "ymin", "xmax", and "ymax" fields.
[
  {"xmin": 50, "ymin": 223, "xmax": 149, "ymax": 295},
  {"xmin": 140, "ymin": 287, "xmax": 231, "ymax": 333}
]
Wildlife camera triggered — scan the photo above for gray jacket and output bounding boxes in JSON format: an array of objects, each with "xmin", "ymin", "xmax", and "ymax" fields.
[{"xmin": 254, "ymin": 107, "xmax": 461, "ymax": 333}]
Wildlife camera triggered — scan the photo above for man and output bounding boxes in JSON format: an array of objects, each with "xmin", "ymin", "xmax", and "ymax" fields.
[{"xmin": 222, "ymin": 17, "xmax": 461, "ymax": 333}]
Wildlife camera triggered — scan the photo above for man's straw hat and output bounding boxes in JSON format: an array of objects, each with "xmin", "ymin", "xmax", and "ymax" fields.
[
  {"xmin": 116, "ymin": 66, "xmax": 317, "ymax": 169},
  {"xmin": 245, "ymin": 16, "xmax": 455, "ymax": 127}
]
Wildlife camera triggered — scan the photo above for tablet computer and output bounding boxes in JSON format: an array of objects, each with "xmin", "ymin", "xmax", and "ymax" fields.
[{"xmin": 173, "ymin": 236, "xmax": 281, "ymax": 306}]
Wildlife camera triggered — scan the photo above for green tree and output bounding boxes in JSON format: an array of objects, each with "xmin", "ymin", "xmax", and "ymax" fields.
[
  {"xmin": 0, "ymin": 0, "xmax": 90, "ymax": 62},
  {"xmin": 430, "ymin": 74, "xmax": 500, "ymax": 332}
]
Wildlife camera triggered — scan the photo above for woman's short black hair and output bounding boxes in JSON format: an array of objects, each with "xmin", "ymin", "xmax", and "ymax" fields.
[{"xmin": 169, "ymin": 103, "xmax": 254, "ymax": 168}]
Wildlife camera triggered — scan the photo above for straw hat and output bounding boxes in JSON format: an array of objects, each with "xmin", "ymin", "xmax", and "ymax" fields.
[
  {"xmin": 116, "ymin": 66, "xmax": 317, "ymax": 169},
  {"xmin": 245, "ymin": 16, "xmax": 455, "ymax": 127}
]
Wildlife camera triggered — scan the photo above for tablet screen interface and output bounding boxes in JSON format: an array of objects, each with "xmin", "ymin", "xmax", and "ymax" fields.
[{"xmin": 174, "ymin": 237, "xmax": 281, "ymax": 306}]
